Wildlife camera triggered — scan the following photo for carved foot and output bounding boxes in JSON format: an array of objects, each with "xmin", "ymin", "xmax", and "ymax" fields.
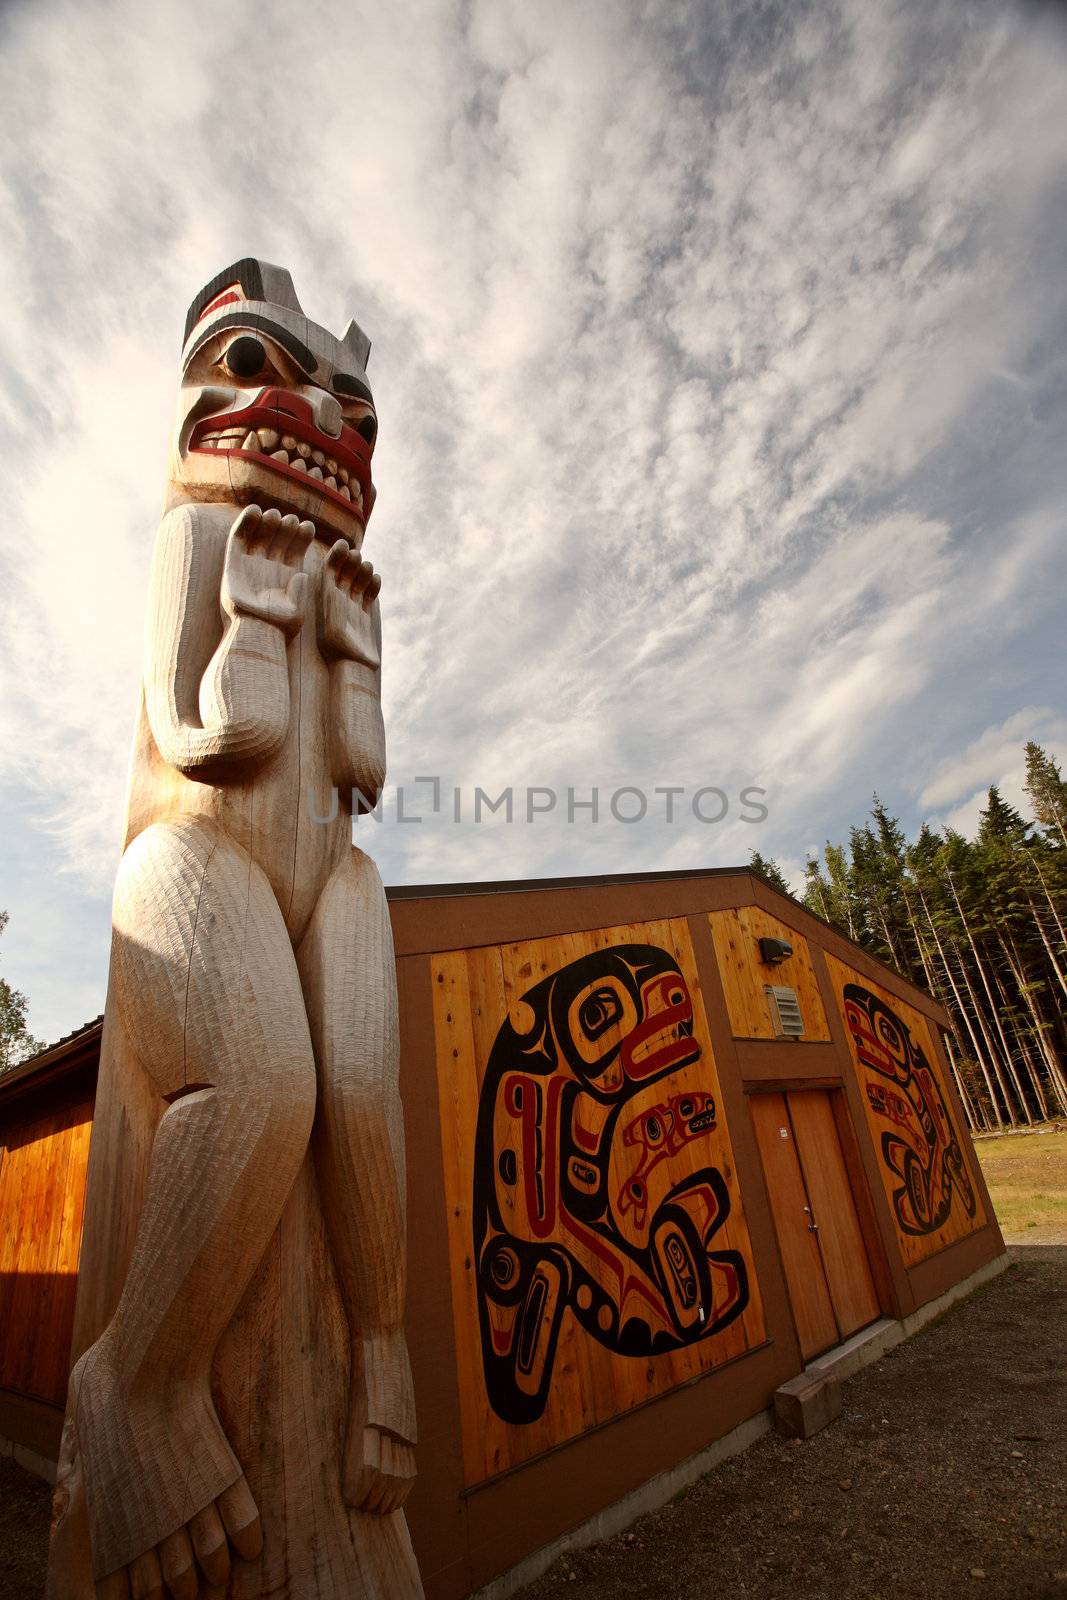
[
  {"xmin": 93, "ymin": 1477, "xmax": 261, "ymax": 1600},
  {"xmin": 70, "ymin": 1343, "xmax": 264, "ymax": 1597}
]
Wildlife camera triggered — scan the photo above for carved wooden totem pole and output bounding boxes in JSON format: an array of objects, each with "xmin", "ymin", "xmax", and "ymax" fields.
[{"xmin": 48, "ymin": 261, "xmax": 422, "ymax": 1600}]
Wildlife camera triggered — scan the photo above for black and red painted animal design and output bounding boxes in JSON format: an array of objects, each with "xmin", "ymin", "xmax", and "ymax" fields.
[
  {"xmin": 842, "ymin": 984, "xmax": 976, "ymax": 1237},
  {"xmin": 473, "ymin": 945, "xmax": 749, "ymax": 1425}
]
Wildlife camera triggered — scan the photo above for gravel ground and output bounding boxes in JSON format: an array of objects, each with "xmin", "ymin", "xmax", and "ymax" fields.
[
  {"xmin": 2, "ymin": 1248, "xmax": 1064, "ymax": 1599},
  {"xmin": 517, "ymin": 1246, "xmax": 1067, "ymax": 1600},
  {"xmin": 0, "ymin": 1446, "xmax": 52, "ymax": 1599}
]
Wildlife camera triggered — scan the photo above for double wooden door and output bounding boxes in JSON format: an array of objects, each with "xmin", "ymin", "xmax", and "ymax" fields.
[{"xmin": 751, "ymin": 1089, "xmax": 881, "ymax": 1361}]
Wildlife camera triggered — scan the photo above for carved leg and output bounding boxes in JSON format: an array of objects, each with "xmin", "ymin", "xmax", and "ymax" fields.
[
  {"xmin": 73, "ymin": 819, "xmax": 317, "ymax": 1596},
  {"xmin": 297, "ymin": 847, "xmax": 417, "ymax": 1516}
]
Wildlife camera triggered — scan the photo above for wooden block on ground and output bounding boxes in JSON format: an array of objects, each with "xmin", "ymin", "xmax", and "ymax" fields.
[{"xmin": 773, "ymin": 1372, "xmax": 842, "ymax": 1439}]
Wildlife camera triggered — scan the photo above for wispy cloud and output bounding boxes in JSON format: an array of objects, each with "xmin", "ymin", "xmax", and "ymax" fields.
[
  {"xmin": 920, "ymin": 707, "xmax": 1067, "ymax": 837},
  {"xmin": 1, "ymin": 0, "xmax": 1065, "ymax": 1039}
]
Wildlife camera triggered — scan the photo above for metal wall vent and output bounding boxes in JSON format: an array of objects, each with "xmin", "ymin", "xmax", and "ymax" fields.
[{"xmin": 765, "ymin": 984, "xmax": 805, "ymax": 1039}]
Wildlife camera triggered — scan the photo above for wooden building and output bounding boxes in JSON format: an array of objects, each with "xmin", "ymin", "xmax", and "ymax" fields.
[
  {"xmin": 0, "ymin": 868, "xmax": 1004, "ymax": 1598},
  {"xmin": 0, "ymin": 1016, "xmax": 100, "ymax": 1477}
]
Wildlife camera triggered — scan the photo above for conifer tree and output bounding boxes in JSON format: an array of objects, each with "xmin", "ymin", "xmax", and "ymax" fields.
[
  {"xmin": 798, "ymin": 758, "xmax": 1067, "ymax": 1131},
  {"xmin": 1024, "ymin": 741, "xmax": 1067, "ymax": 849},
  {"xmin": 802, "ymin": 856, "xmax": 833, "ymax": 923},
  {"xmin": 748, "ymin": 851, "xmax": 791, "ymax": 895}
]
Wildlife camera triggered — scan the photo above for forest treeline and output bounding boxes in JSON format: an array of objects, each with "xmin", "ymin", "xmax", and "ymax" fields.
[{"xmin": 750, "ymin": 741, "xmax": 1067, "ymax": 1133}]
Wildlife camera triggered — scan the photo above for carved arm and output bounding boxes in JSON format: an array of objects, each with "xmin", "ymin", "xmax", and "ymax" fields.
[
  {"xmin": 317, "ymin": 540, "xmax": 387, "ymax": 807},
  {"xmin": 144, "ymin": 502, "xmax": 314, "ymax": 775}
]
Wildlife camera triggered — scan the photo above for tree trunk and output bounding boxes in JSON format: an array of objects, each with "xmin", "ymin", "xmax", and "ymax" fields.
[
  {"xmin": 991, "ymin": 957, "xmax": 1050, "ymax": 1122},
  {"xmin": 1027, "ymin": 889, "xmax": 1067, "ymax": 1006},
  {"xmin": 942, "ymin": 1028, "xmax": 983, "ymax": 1131},
  {"xmin": 944, "ymin": 871, "xmax": 1032, "ymax": 1125},
  {"xmin": 955, "ymin": 939, "xmax": 1018, "ymax": 1124},
  {"xmin": 917, "ymin": 889, "xmax": 1005, "ymax": 1129},
  {"xmin": 999, "ymin": 929, "xmax": 1067, "ymax": 1118}
]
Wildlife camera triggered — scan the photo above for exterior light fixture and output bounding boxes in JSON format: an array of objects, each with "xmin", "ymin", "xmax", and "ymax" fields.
[{"xmin": 758, "ymin": 936, "xmax": 793, "ymax": 966}]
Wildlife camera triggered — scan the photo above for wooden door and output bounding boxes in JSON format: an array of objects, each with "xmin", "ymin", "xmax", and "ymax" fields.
[
  {"xmin": 751, "ymin": 1089, "xmax": 880, "ymax": 1361},
  {"xmin": 750, "ymin": 1093, "xmax": 838, "ymax": 1360},
  {"xmin": 788, "ymin": 1090, "xmax": 881, "ymax": 1339}
]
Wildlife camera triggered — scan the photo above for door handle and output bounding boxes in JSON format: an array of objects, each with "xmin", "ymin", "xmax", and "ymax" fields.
[{"xmin": 803, "ymin": 1203, "xmax": 818, "ymax": 1233}]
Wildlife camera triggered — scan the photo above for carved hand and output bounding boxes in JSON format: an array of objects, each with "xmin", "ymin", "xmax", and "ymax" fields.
[
  {"xmin": 221, "ymin": 505, "xmax": 315, "ymax": 637},
  {"xmin": 345, "ymin": 1330, "xmax": 417, "ymax": 1515},
  {"xmin": 318, "ymin": 539, "xmax": 382, "ymax": 666}
]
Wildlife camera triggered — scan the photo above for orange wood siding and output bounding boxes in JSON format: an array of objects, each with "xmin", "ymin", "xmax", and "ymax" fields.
[
  {"xmin": 0, "ymin": 1093, "xmax": 93, "ymax": 1407},
  {"xmin": 432, "ymin": 917, "xmax": 766, "ymax": 1487},
  {"xmin": 824, "ymin": 954, "xmax": 985, "ymax": 1266},
  {"xmin": 708, "ymin": 906, "xmax": 830, "ymax": 1040}
]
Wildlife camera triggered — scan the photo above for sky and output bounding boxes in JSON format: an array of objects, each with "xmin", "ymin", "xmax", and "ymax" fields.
[{"xmin": 0, "ymin": 0, "xmax": 1065, "ymax": 1046}]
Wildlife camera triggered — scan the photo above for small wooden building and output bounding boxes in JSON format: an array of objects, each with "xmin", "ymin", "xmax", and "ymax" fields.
[
  {"xmin": 0, "ymin": 868, "xmax": 1004, "ymax": 1598},
  {"xmin": 0, "ymin": 1017, "xmax": 100, "ymax": 1475}
]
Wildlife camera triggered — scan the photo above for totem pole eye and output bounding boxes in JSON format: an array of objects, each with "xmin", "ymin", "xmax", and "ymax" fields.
[
  {"xmin": 223, "ymin": 336, "xmax": 267, "ymax": 379},
  {"xmin": 356, "ymin": 415, "xmax": 377, "ymax": 447}
]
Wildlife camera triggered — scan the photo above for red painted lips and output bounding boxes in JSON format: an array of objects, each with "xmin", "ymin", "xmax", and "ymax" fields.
[{"xmin": 189, "ymin": 387, "xmax": 376, "ymax": 523}]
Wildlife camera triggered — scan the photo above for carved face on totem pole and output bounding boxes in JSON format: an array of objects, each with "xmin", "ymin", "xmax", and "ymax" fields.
[
  {"xmin": 169, "ymin": 256, "xmax": 377, "ymax": 546},
  {"xmin": 474, "ymin": 945, "xmax": 749, "ymax": 1424}
]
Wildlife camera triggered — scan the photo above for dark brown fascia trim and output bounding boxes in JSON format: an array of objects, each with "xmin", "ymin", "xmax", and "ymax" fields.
[
  {"xmin": 0, "ymin": 1024, "xmax": 103, "ymax": 1107},
  {"xmin": 383, "ymin": 866, "xmax": 949, "ymax": 1023},
  {"xmin": 2, "ymin": 864, "xmax": 947, "ymax": 1102},
  {"xmin": 382, "ymin": 865, "xmax": 750, "ymax": 900}
]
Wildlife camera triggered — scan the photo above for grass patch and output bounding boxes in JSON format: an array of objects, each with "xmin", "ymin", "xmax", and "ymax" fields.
[{"xmin": 973, "ymin": 1127, "xmax": 1067, "ymax": 1239}]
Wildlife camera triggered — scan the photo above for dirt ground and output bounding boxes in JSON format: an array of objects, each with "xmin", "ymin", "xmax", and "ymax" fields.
[
  {"xmin": 516, "ymin": 1246, "xmax": 1067, "ymax": 1600},
  {"xmin": 2, "ymin": 1248, "xmax": 1063, "ymax": 1600},
  {"xmin": 0, "ymin": 1446, "xmax": 52, "ymax": 1600}
]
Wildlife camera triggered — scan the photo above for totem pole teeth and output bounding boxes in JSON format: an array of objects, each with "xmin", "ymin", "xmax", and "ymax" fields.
[{"xmin": 189, "ymin": 409, "xmax": 371, "ymax": 521}]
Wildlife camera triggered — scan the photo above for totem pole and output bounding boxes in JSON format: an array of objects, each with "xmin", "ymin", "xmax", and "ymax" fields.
[{"xmin": 48, "ymin": 261, "xmax": 422, "ymax": 1600}]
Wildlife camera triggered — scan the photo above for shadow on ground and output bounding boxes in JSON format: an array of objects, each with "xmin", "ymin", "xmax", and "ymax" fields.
[{"xmin": 1, "ymin": 1248, "xmax": 1064, "ymax": 1599}]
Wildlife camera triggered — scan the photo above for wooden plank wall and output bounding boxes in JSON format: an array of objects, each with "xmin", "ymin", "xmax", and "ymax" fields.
[
  {"xmin": 0, "ymin": 1091, "xmax": 93, "ymax": 1407},
  {"xmin": 823, "ymin": 953, "xmax": 985, "ymax": 1266},
  {"xmin": 432, "ymin": 916, "xmax": 765, "ymax": 1488},
  {"xmin": 708, "ymin": 906, "xmax": 830, "ymax": 1040}
]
